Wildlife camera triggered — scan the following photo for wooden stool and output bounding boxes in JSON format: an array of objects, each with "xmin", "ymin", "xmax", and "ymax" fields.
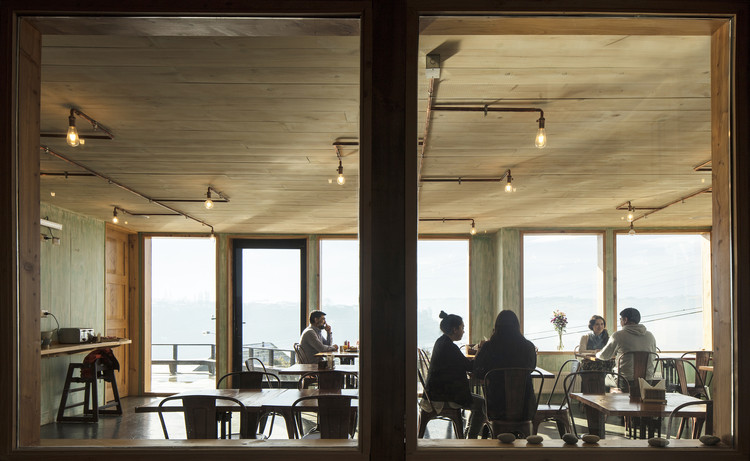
[{"xmin": 57, "ymin": 360, "xmax": 122, "ymax": 422}]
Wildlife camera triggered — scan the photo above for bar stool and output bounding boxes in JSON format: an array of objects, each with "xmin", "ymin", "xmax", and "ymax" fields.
[{"xmin": 57, "ymin": 359, "xmax": 122, "ymax": 422}]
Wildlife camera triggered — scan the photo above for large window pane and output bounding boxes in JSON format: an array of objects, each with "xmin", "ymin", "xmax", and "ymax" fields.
[
  {"xmin": 523, "ymin": 234, "xmax": 602, "ymax": 351},
  {"xmin": 150, "ymin": 237, "xmax": 216, "ymax": 392},
  {"xmin": 616, "ymin": 233, "xmax": 709, "ymax": 350},
  {"xmin": 320, "ymin": 239, "xmax": 359, "ymax": 345},
  {"xmin": 418, "ymin": 239, "xmax": 470, "ymax": 350}
]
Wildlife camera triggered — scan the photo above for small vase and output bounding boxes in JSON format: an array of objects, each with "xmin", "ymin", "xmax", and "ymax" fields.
[{"xmin": 557, "ymin": 332, "xmax": 564, "ymax": 351}]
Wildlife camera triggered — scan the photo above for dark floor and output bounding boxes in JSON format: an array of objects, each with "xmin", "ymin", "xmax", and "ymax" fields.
[{"xmin": 41, "ymin": 396, "xmax": 684, "ymax": 441}]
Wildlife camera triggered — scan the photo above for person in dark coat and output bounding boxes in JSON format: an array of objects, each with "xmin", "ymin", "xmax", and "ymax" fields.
[
  {"xmin": 473, "ymin": 310, "xmax": 537, "ymax": 421},
  {"xmin": 424, "ymin": 311, "xmax": 486, "ymax": 438}
]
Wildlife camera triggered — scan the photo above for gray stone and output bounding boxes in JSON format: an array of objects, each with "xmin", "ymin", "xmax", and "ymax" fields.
[
  {"xmin": 581, "ymin": 434, "xmax": 600, "ymax": 444},
  {"xmin": 562, "ymin": 433, "xmax": 579, "ymax": 444},
  {"xmin": 497, "ymin": 432, "xmax": 516, "ymax": 444},
  {"xmin": 526, "ymin": 435, "xmax": 543, "ymax": 445},
  {"xmin": 648, "ymin": 437, "xmax": 669, "ymax": 447},
  {"xmin": 699, "ymin": 435, "xmax": 720, "ymax": 446}
]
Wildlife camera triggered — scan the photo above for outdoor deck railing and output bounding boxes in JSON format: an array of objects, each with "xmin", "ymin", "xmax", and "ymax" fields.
[
  {"xmin": 151, "ymin": 343, "xmax": 216, "ymax": 376},
  {"xmin": 150, "ymin": 343, "xmax": 296, "ymax": 376}
]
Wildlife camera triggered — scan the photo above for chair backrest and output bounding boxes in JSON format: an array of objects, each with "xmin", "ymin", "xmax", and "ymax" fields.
[
  {"xmin": 666, "ymin": 400, "xmax": 713, "ymax": 439},
  {"xmin": 293, "ymin": 343, "xmax": 309, "ymax": 364},
  {"xmin": 292, "ymin": 394, "xmax": 358, "ymax": 439},
  {"xmin": 545, "ymin": 359, "xmax": 581, "ymax": 406},
  {"xmin": 298, "ymin": 371, "xmax": 356, "ymax": 390},
  {"xmin": 682, "ymin": 350, "xmax": 712, "ymax": 385},
  {"xmin": 217, "ymin": 371, "xmax": 280, "ymax": 390},
  {"xmin": 417, "ymin": 348, "xmax": 430, "ymax": 382},
  {"xmin": 656, "ymin": 358, "xmax": 706, "ymax": 395},
  {"xmin": 245, "ymin": 357, "xmax": 268, "ymax": 372},
  {"xmin": 158, "ymin": 395, "xmax": 245, "ymax": 439},
  {"xmin": 482, "ymin": 368, "xmax": 543, "ymax": 423},
  {"xmin": 617, "ymin": 350, "xmax": 659, "ymax": 398}
]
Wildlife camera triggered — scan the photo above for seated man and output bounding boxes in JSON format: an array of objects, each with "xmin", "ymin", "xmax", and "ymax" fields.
[
  {"xmin": 596, "ymin": 307, "xmax": 657, "ymax": 381},
  {"xmin": 299, "ymin": 310, "xmax": 338, "ymax": 363}
]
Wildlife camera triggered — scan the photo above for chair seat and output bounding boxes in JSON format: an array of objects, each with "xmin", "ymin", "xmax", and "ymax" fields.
[{"xmin": 532, "ymin": 404, "xmax": 571, "ymax": 437}]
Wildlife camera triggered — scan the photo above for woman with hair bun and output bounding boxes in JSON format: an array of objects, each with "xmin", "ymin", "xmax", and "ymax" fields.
[{"xmin": 424, "ymin": 311, "xmax": 486, "ymax": 438}]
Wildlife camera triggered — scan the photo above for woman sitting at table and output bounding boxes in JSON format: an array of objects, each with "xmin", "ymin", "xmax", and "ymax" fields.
[
  {"xmin": 424, "ymin": 311, "xmax": 486, "ymax": 438},
  {"xmin": 579, "ymin": 315, "xmax": 609, "ymax": 353},
  {"xmin": 473, "ymin": 310, "xmax": 537, "ymax": 422}
]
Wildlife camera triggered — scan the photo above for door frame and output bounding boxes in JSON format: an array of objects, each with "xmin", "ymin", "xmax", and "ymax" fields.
[{"xmin": 231, "ymin": 238, "xmax": 308, "ymax": 372}]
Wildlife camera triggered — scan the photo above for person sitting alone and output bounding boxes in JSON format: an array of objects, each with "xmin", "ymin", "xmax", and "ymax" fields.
[
  {"xmin": 423, "ymin": 311, "xmax": 486, "ymax": 438},
  {"xmin": 299, "ymin": 310, "xmax": 338, "ymax": 364}
]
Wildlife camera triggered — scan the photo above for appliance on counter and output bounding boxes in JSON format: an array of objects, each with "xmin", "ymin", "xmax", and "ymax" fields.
[{"xmin": 58, "ymin": 328, "xmax": 95, "ymax": 344}]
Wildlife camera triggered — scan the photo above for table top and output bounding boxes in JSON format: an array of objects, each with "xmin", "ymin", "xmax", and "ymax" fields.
[
  {"xmin": 570, "ymin": 392, "xmax": 707, "ymax": 418},
  {"xmin": 278, "ymin": 363, "xmax": 358, "ymax": 375},
  {"xmin": 134, "ymin": 388, "xmax": 358, "ymax": 413},
  {"xmin": 314, "ymin": 352, "xmax": 359, "ymax": 358},
  {"xmin": 41, "ymin": 338, "xmax": 131, "ymax": 357}
]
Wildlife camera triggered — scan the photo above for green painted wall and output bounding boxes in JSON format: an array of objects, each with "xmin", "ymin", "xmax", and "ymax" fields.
[{"xmin": 40, "ymin": 203, "xmax": 105, "ymax": 425}]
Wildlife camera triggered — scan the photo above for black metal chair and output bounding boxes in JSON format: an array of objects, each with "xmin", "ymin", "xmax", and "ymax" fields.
[
  {"xmin": 532, "ymin": 359, "xmax": 577, "ymax": 437},
  {"xmin": 667, "ymin": 399, "xmax": 713, "ymax": 439},
  {"xmin": 216, "ymin": 370, "xmax": 281, "ymax": 438},
  {"xmin": 293, "ymin": 343, "xmax": 309, "ymax": 364},
  {"xmin": 416, "ymin": 350, "xmax": 464, "ymax": 438},
  {"xmin": 562, "ymin": 369, "xmax": 631, "ymax": 438},
  {"xmin": 481, "ymin": 367, "xmax": 544, "ymax": 439},
  {"xmin": 292, "ymin": 394, "xmax": 359, "ymax": 439},
  {"xmin": 158, "ymin": 395, "xmax": 246, "ymax": 439}
]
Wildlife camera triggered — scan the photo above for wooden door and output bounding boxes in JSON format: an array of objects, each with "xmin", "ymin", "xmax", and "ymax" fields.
[{"xmin": 105, "ymin": 225, "xmax": 131, "ymax": 399}]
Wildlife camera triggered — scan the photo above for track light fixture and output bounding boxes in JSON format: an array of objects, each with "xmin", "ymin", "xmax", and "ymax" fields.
[
  {"xmin": 112, "ymin": 207, "xmax": 119, "ymax": 224},
  {"xmin": 628, "ymin": 222, "xmax": 636, "ymax": 236},
  {"xmin": 67, "ymin": 110, "xmax": 79, "ymax": 146},
  {"xmin": 57, "ymin": 108, "xmax": 114, "ymax": 147},
  {"xmin": 204, "ymin": 188, "xmax": 214, "ymax": 209},
  {"xmin": 626, "ymin": 201, "xmax": 635, "ymax": 222},
  {"xmin": 432, "ymin": 105, "xmax": 547, "ymax": 148},
  {"xmin": 505, "ymin": 171, "xmax": 514, "ymax": 193},
  {"xmin": 333, "ymin": 143, "xmax": 347, "ymax": 185},
  {"xmin": 419, "ymin": 217, "xmax": 478, "ymax": 236}
]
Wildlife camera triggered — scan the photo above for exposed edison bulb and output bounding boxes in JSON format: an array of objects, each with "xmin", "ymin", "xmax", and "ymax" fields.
[
  {"xmin": 66, "ymin": 125, "xmax": 80, "ymax": 147},
  {"xmin": 535, "ymin": 127, "xmax": 547, "ymax": 148},
  {"xmin": 50, "ymin": 192, "xmax": 55, "ymax": 197},
  {"xmin": 505, "ymin": 182, "xmax": 513, "ymax": 193},
  {"xmin": 628, "ymin": 223, "xmax": 636, "ymax": 236},
  {"xmin": 336, "ymin": 161, "xmax": 345, "ymax": 185},
  {"xmin": 470, "ymin": 225, "xmax": 477, "ymax": 235},
  {"xmin": 627, "ymin": 213, "xmax": 634, "ymax": 222},
  {"xmin": 204, "ymin": 198, "xmax": 214, "ymax": 209},
  {"xmin": 112, "ymin": 215, "xmax": 119, "ymax": 224}
]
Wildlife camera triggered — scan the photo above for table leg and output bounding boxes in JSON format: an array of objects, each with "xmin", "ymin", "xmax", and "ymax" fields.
[
  {"xmin": 240, "ymin": 411, "xmax": 261, "ymax": 439},
  {"xmin": 584, "ymin": 407, "xmax": 606, "ymax": 438}
]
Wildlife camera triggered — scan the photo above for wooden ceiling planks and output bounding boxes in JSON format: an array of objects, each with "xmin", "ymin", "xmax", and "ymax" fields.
[{"xmin": 37, "ymin": 16, "xmax": 714, "ymax": 234}]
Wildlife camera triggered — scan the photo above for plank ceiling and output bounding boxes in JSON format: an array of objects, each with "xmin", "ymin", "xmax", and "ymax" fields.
[{"xmin": 32, "ymin": 16, "xmax": 715, "ymax": 235}]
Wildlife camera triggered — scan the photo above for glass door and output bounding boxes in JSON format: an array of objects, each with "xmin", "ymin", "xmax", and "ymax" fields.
[{"xmin": 232, "ymin": 239, "xmax": 307, "ymax": 372}]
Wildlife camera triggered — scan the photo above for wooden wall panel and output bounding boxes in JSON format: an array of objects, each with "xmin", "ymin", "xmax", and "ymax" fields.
[
  {"xmin": 17, "ymin": 18, "xmax": 41, "ymax": 446},
  {"xmin": 105, "ymin": 225, "xmax": 132, "ymax": 400},
  {"xmin": 710, "ymin": 21, "xmax": 733, "ymax": 444}
]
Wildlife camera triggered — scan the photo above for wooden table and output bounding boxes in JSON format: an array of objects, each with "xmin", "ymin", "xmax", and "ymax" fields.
[
  {"xmin": 135, "ymin": 388, "xmax": 358, "ymax": 439},
  {"xmin": 314, "ymin": 351, "xmax": 358, "ymax": 364},
  {"xmin": 699, "ymin": 365, "xmax": 714, "ymax": 372},
  {"xmin": 570, "ymin": 392, "xmax": 707, "ymax": 438},
  {"xmin": 41, "ymin": 338, "xmax": 131, "ymax": 357},
  {"xmin": 278, "ymin": 363, "xmax": 358, "ymax": 375}
]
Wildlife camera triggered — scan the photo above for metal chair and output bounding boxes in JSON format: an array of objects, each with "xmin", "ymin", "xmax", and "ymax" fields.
[
  {"xmin": 216, "ymin": 370, "xmax": 281, "ymax": 438},
  {"xmin": 158, "ymin": 395, "xmax": 246, "ymax": 439},
  {"xmin": 616, "ymin": 351, "xmax": 659, "ymax": 399},
  {"xmin": 293, "ymin": 343, "xmax": 309, "ymax": 364},
  {"xmin": 292, "ymin": 394, "xmax": 359, "ymax": 439},
  {"xmin": 656, "ymin": 357, "xmax": 709, "ymax": 438},
  {"xmin": 481, "ymin": 367, "xmax": 544, "ymax": 439},
  {"xmin": 532, "ymin": 359, "xmax": 577, "ymax": 437},
  {"xmin": 416, "ymin": 350, "xmax": 464, "ymax": 438},
  {"xmin": 681, "ymin": 351, "xmax": 713, "ymax": 398},
  {"xmin": 667, "ymin": 400, "xmax": 713, "ymax": 439},
  {"xmin": 562, "ymin": 369, "xmax": 631, "ymax": 438}
]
